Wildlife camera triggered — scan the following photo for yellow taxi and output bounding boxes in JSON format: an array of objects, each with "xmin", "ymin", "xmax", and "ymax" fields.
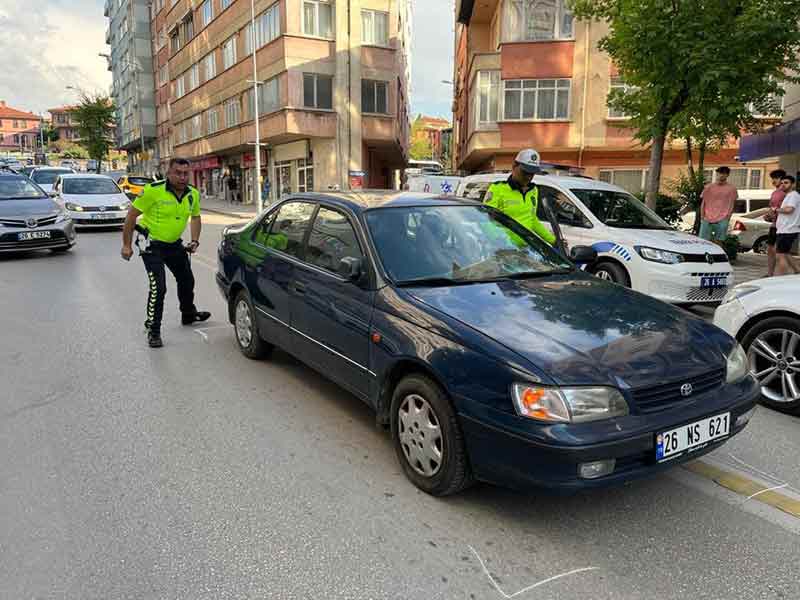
[{"xmin": 117, "ymin": 175, "xmax": 154, "ymax": 198}]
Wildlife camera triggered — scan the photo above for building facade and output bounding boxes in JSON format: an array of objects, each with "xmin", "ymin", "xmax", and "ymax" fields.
[
  {"xmin": 149, "ymin": 0, "xmax": 411, "ymax": 204},
  {"xmin": 48, "ymin": 106, "xmax": 80, "ymax": 142},
  {"xmin": 105, "ymin": 0, "xmax": 158, "ymax": 174},
  {"xmin": 0, "ymin": 101, "xmax": 42, "ymax": 152},
  {"xmin": 453, "ymin": 0, "xmax": 779, "ymax": 194},
  {"xmin": 413, "ymin": 115, "xmax": 450, "ymax": 165}
]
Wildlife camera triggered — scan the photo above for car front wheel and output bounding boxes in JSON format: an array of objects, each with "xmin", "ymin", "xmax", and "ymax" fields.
[
  {"xmin": 233, "ymin": 290, "xmax": 273, "ymax": 359},
  {"xmin": 752, "ymin": 236, "xmax": 769, "ymax": 254},
  {"xmin": 593, "ymin": 261, "xmax": 630, "ymax": 286},
  {"xmin": 390, "ymin": 374, "xmax": 472, "ymax": 496},
  {"xmin": 741, "ymin": 316, "xmax": 800, "ymax": 415}
]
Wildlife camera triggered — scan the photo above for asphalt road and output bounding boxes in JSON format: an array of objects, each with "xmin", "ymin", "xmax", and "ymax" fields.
[{"xmin": 2, "ymin": 213, "xmax": 799, "ymax": 600}]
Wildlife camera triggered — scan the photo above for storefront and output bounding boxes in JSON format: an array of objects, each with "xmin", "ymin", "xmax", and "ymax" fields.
[{"xmin": 191, "ymin": 156, "xmax": 222, "ymax": 199}]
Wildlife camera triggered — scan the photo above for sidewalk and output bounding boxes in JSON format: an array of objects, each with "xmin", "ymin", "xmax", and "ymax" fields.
[
  {"xmin": 201, "ymin": 195, "xmax": 258, "ymax": 219},
  {"xmin": 733, "ymin": 251, "xmax": 769, "ymax": 284}
]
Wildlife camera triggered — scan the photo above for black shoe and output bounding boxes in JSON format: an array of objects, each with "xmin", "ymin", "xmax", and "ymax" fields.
[
  {"xmin": 182, "ymin": 311, "xmax": 211, "ymax": 325},
  {"xmin": 148, "ymin": 331, "xmax": 163, "ymax": 348}
]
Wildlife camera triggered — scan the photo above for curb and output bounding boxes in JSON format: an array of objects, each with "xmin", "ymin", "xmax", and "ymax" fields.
[{"xmin": 201, "ymin": 206, "xmax": 257, "ymax": 219}]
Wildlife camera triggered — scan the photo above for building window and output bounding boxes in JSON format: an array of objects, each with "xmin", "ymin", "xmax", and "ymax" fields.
[
  {"xmin": 503, "ymin": 78, "xmax": 570, "ymax": 120},
  {"xmin": 190, "ymin": 113, "xmax": 202, "ymax": 139},
  {"xmin": 504, "ymin": 0, "xmax": 574, "ymax": 42},
  {"xmin": 159, "ymin": 64, "xmax": 169, "ymax": 86},
  {"xmin": 244, "ymin": 3, "xmax": 281, "ymax": 54},
  {"xmin": 598, "ymin": 169, "xmax": 648, "ymax": 194},
  {"xmin": 247, "ymin": 76, "xmax": 281, "ymax": 118},
  {"xmin": 303, "ymin": 73, "xmax": 333, "ymax": 109},
  {"xmin": 222, "ymin": 0, "xmax": 233, "ymax": 9},
  {"xmin": 158, "ymin": 27, "xmax": 166, "ymax": 50},
  {"xmin": 297, "ymin": 158, "xmax": 314, "ymax": 192},
  {"xmin": 203, "ymin": 52, "xmax": 216, "ymax": 81},
  {"xmin": 476, "ymin": 70, "xmax": 500, "ymax": 126},
  {"xmin": 188, "ymin": 63, "xmax": 199, "ymax": 91},
  {"xmin": 729, "ymin": 168, "xmax": 763, "ymax": 190},
  {"xmin": 224, "ymin": 97, "xmax": 240, "ymax": 127},
  {"xmin": 362, "ymin": 10, "xmax": 389, "ymax": 46},
  {"xmin": 303, "ymin": 0, "xmax": 333, "ymax": 38},
  {"xmin": 200, "ymin": 0, "xmax": 213, "ymax": 28},
  {"xmin": 175, "ymin": 74, "xmax": 185, "ymax": 98},
  {"xmin": 362, "ymin": 80, "xmax": 388, "ymax": 114},
  {"xmin": 170, "ymin": 28, "xmax": 180, "ymax": 53},
  {"xmin": 207, "ymin": 108, "xmax": 219, "ymax": 134},
  {"xmin": 182, "ymin": 13, "xmax": 194, "ymax": 45},
  {"xmin": 222, "ymin": 35, "xmax": 237, "ymax": 69},
  {"xmin": 608, "ymin": 76, "xmax": 633, "ymax": 119}
]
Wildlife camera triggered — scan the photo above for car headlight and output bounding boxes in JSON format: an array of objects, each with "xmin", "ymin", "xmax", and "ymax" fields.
[
  {"xmin": 118, "ymin": 200, "xmax": 132, "ymax": 210},
  {"xmin": 635, "ymin": 246, "xmax": 684, "ymax": 264},
  {"xmin": 726, "ymin": 344, "xmax": 749, "ymax": 383},
  {"xmin": 511, "ymin": 383, "xmax": 629, "ymax": 423},
  {"xmin": 65, "ymin": 202, "xmax": 84, "ymax": 212},
  {"xmin": 722, "ymin": 284, "xmax": 760, "ymax": 305}
]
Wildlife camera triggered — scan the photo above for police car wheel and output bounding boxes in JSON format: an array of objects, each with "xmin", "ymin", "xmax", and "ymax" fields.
[
  {"xmin": 593, "ymin": 262, "xmax": 630, "ymax": 287},
  {"xmin": 234, "ymin": 291, "xmax": 273, "ymax": 359}
]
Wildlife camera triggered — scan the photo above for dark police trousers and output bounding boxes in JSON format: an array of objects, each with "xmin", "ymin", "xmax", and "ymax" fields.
[{"xmin": 142, "ymin": 240, "xmax": 197, "ymax": 334}]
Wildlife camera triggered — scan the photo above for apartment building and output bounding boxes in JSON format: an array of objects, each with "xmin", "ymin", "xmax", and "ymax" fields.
[
  {"xmin": 453, "ymin": 0, "xmax": 779, "ymax": 194},
  {"xmin": 150, "ymin": 0, "xmax": 411, "ymax": 204},
  {"xmin": 0, "ymin": 101, "xmax": 41, "ymax": 151},
  {"xmin": 105, "ymin": 0, "xmax": 158, "ymax": 173},
  {"xmin": 48, "ymin": 106, "xmax": 80, "ymax": 142}
]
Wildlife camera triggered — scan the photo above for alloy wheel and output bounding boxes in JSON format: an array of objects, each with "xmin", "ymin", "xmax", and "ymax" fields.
[
  {"xmin": 748, "ymin": 328, "xmax": 800, "ymax": 403},
  {"xmin": 595, "ymin": 269, "xmax": 613, "ymax": 281},
  {"xmin": 235, "ymin": 299, "xmax": 253, "ymax": 348},
  {"xmin": 398, "ymin": 394, "xmax": 443, "ymax": 477}
]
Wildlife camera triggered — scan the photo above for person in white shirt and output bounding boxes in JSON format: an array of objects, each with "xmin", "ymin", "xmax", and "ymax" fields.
[{"xmin": 770, "ymin": 175, "xmax": 800, "ymax": 276}]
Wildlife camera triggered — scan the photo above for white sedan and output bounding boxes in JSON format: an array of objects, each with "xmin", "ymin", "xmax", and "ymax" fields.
[
  {"xmin": 715, "ymin": 275, "xmax": 800, "ymax": 414},
  {"xmin": 53, "ymin": 174, "xmax": 130, "ymax": 228}
]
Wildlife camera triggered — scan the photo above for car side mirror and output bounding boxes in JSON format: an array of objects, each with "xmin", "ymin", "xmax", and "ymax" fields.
[
  {"xmin": 338, "ymin": 256, "xmax": 363, "ymax": 282},
  {"xmin": 570, "ymin": 245, "xmax": 597, "ymax": 265}
]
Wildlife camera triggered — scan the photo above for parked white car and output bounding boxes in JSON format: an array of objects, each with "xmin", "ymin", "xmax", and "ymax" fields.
[
  {"xmin": 456, "ymin": 173, "xmax": 734, "ymax": 305},
  {"xmin": 406, "ymin": 174, "xmax": 463, "ymax": 196},
  {"xmin": 680, "ymin": 188, "xmax": 774, "ymax": 232},
  {"xmin": 730, "ymin": 208, "xmax": 773, "ymax": 253},
  {"xmin": 715, "ymin": 276, "xmax": 800, "ymax": 414},
  {"xmin": 29, "ymin": 167, "xmax": 75, "ymax": 194},
  {"xmin": 53, "ymin": 174, "xmax": 131, "ymax": 228}
]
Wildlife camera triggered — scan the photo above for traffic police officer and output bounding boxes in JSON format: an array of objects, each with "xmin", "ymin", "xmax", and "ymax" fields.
[
  {"xmin": 121, "ymin": 158, "xmax": 211, "ymax": 348},
  {"xmin": 484, "ymin": 149, "xmax": 556, "ymax": 246}
]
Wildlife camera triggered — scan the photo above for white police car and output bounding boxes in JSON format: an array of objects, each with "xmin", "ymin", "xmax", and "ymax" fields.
[{"xmin": 456, "ymin": 173, "xmax": 733, "ymax": 305}]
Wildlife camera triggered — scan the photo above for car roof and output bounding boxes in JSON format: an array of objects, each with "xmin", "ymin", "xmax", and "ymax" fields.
[
  {"xmin": 459, "ymin": 172, "xmax": 624, "ymax": 192},
  {"xmin": 285, "ymin": 190, "xmax": 480, "ymax": 211},
  {"xmin": 31, "ymin": 167, "xmax": 74, "ymax": 172},
  {"xmin": 59, "ymin": 173, "xmax": 114, "ymax": 179}
]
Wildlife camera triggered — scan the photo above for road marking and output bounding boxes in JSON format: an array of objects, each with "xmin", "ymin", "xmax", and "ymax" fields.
[
  {"xmin": 684, "ymin": 460, "xmax": 800, "ymax": 518},
  {"xmin": 194, "ymin": 330, "xmax": 209, "ymax": 342},
  {"xmin": 468, "ymin": 545, "xmax": 598, "ymax": 599}
]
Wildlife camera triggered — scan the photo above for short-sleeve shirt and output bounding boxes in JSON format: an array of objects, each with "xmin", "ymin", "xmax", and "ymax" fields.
[
  {"xmin": 777, "ymin": 191, "xmax": 800, "ymax": 234},
  {"xmin": 133, "ymin": 180, "xmax": 201, "ymax": 243},
  {"xmin": 701, "ymin": 183, "xmax": 738, "ymax": 223}
]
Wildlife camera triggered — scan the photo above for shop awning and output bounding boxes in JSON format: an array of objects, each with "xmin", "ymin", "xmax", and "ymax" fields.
[{"xmin": 739, "ymin": 117, "xmax": 800, "ymax": 161}]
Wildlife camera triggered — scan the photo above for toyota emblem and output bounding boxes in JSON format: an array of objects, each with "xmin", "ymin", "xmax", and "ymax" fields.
[
  {"xmin": 680, "ymin": 383, "xmax": 693, "ymax": 397},
  {"xmin": 705, "ymin": 253, "xmax": 715, "ymax": 265},
  {"xmin": 25, "ymin": 217, "xmax": 38, "ymax": 229},
  {"xmin": 99, "ymin": 206, "xmax": 106, "ymax": 212}
]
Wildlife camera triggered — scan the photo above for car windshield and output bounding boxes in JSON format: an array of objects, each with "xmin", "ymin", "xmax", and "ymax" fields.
[
  {"xmin": 32, "ymin": 170, "xmax": 70, "ymax": 185},
  {"xmin": 366, "ymin": 205, "xmax": 572, "ymax": 285},
  {"xmin": 0, "ymin": 177, "xmax": 47, "ymax": 200},
  {"xmin": 571, "ymin": 188, "xmax": 671, "ymax": 230},
  {"xmin": 128, "ymin": 177, "xmax": 153, "ymax": 186},
  {"xmin": 63, "ymin": 178, "xmax": 120, "ymax": 195}
]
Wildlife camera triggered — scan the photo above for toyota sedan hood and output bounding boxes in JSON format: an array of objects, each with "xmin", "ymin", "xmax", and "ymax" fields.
[
  {"xmin": 406, "ymin": 274, "xmax": 733, "ymax": 388},
  {"xmin": 0, "ymin": 198, "xmax": 60, "ymax": 218}
]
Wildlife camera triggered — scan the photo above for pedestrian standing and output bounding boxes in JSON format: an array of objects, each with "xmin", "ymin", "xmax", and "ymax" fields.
[
  {"xmin": 771, "ymin": 175, "xmax": 800, "ymax": 276},
  {"xmin": 120, "ymin": 158, "xmax": 211, "ymax": 348},
  {"xmin": 699, "ymin": 166, "xmax": 738, "ymax": 246},
  {"xmin": 765, "ymin": 169, "xmax": 787, "ymax": 277}
]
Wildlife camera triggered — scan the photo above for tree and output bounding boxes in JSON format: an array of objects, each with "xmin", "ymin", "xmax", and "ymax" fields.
[
  {"xmin": 53, "ymin": 139, "xmax": 89, "ymax": 159},
  {"xmin": 409, "ymin": 116, "xmax": 433, "ymax": 161},
  {"xmin": 69, "ymin": 94, "xmax": 116, "ymax": 165},
  {"xmin": 570, "ymin": 0, "xmax": 800, "ymax": 209}
]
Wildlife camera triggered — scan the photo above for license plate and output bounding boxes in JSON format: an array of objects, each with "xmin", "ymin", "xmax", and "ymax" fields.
[
  {"xmin": 701, "ymin": 276, "xmax": 727, "ymax": 289},
  {"xmin": 91, "ymin": 213, "xmax": 113, "ymax": 220},
  {"xmin": 18, "ymin": 231, "xmax": 51, "ymax": 241},
  {"xmin": 656, "ymin": 412, "xmax": 730, "ymax": 462}
]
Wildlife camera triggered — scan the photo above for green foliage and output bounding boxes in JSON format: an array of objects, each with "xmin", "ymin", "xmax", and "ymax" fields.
[
  {"xmin": 409, "ymin": 116, "xmax": 433, "ymax": 161},
  {"xmin": 53, "ymin": 139, "xmax": 88, "ymax": 159},
  {"xmin": 668, "ymin": 171, "xmax": 706, "ymax": 233},
  {"xmin": 635, "ymin": 191, "xmax": 682, "ymax": 226},
  {"xmin": 722, "ymin": 235, "xmax": 739, "ymax": 263},
  {"xmin": 69, "ymin": 94, "xmax": 116, "ymax": 163}
]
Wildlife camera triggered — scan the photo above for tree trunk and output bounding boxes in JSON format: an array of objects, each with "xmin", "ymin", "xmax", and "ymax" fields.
[
  {"xmin": 645, "ymin": 130, "xmax": 667, "ymax": 210},
  {"xmin": 685, "ymin": 137, "xmax": 695, "ymax": 179}
]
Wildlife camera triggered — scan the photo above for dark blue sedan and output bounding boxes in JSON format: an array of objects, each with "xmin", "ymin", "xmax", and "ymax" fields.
[{"xmin": 216, "ymin": 192, "xmax": 760, "ymax": 496}]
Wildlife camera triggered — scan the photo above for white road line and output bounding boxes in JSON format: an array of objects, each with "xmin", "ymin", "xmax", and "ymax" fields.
[
  {"xmin": 728, "ymin": 453, "xmax": 785, "ymax": 485},
  {"xmin": 468, "ymin": 545, "xmax": 598, "ymax": 599},
  {"xmin": 196, "ymin": 325, "xmax": 232, "ymax": 332},
  {"xmin": 746, "ymin": 484, "xmax": 789, "ymax": 501},
  {"xmin": 194, "ymin": 330, "xmax": 209, "ymax": 343}
]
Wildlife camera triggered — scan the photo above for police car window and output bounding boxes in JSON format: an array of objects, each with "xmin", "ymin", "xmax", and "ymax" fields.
[
  {"xmin": 538, "ymin": 186, "xmax": 592, "ymax": 228},
  {"xmin": 306, "ymin": 207, "xmax": 364, "ymax": 273},
  {"xmin": 461, "ymin": 182, "xmax": 491, "ymax": 202},
  {"xmin": 265, "ymin": 201, "xmax": 316, "ymax": 258}
]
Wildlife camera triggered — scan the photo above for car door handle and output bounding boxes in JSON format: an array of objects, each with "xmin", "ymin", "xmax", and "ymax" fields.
[{"xmin": 292, "ymin": 281, "xmax": 307, "ymax": 295}]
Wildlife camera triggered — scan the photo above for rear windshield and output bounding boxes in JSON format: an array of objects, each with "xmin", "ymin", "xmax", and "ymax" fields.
[
  {"xmin": 32, "ymin": 169, "xmax": 72, "ymax": 185},
  {"xmin": 63, "ymin": 178, "xmax": 121, "ymax": 195},
  {"xmin": 128, "ymin": 177, "xmax": 153, "ymax": 186},
  {"xmin": 0, "ymin": 177, "xmax": 47, "ymax": 200}
]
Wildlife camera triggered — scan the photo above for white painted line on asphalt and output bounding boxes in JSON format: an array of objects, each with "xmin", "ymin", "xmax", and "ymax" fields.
[
  {"xmin": 728, "ymin": 453, "xmax": 787, "ymax": 485},
  {"xmin": 194, "ymin": 330, "xmax": 209, "ymax": 343},
  {"xmin": 747, "ymin": 483, "xmax": 789, "ymax": 501},
  {"xmin": 468, "ymin": 545, "xmax": 598, "ymax": 599},
  {"xmin": 196, "ymin": 325, "xmax": 232, "ymax": 331}
]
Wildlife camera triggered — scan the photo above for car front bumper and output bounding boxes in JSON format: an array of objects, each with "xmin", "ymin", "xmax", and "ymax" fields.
[
  {"xmin": 713, "ymin": 298, "xmax": 749, "ymax": 340},
  {"xmin": 458, "ymin": 376, "xmax": 760, "ymax": 492},
  {"xmin": 0, "ymin": 222, "xmax": 77, "ymax": 252},
  {"xmin": 639, "ymin": 261, "xmax": 735, "ymax": 304},
  {"xmin": 69, "ymin": 210, "xmax": 127, "ymax": 227}
]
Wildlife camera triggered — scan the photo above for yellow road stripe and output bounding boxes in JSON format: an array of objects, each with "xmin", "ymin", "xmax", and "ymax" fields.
[{"xmin": 684, "ymin": 460, "xmax": 800, "ymax": 518}]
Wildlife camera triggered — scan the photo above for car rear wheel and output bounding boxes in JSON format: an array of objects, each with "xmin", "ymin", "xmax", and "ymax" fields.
[
  {"xmin": 233, "ymin": 290, "xmax": 273, "ymax": 359},
  {"xmin": 752, "ymin": 236, "xmax": 770, "ymax": 255},
  {"xmin": 390, "ymin": 374, "xmax": 473, "ymax": 496},
  {"xmin": 593, "ymin": 261, "xmax": 630, "ymax": 287},
  {"xmin": 741, "ymin": 316, "xmax": 800, "ymax": 415}
]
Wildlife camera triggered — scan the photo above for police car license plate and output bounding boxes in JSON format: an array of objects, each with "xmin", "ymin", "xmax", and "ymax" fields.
[
  {"xmin": 656, "ymin": 412, "xmax": 730, "ymax": 462},
  {"xmin": 18, "ymin": 231, "xmax": 51, "ymax": 240},
  {"xmin": 701, "ymin": 276, "xmax": 727, "ymax": 289}
]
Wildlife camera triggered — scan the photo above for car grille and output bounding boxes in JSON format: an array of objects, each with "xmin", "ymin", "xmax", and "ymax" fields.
[
  {"xmin": 686, "ymin": 286, "xmax": 729, "ymax": 302},
  {"xmin": 0, "ymin": 215, "xmax": 58, "ymax": 228},
  {"xmin": 682, "ymin": 253, "xmax": 729, "ymax": 264},
  {"xmin": 629, "ymin": 368, "xmax": 726, "ymax": 413},
  {"xmin": 80, "ymin": 206, "xmax": 124, "ymax": 212},
  {"xmin": 73, "ymin": 217, "xmax": 125, "ymax": 225}
]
